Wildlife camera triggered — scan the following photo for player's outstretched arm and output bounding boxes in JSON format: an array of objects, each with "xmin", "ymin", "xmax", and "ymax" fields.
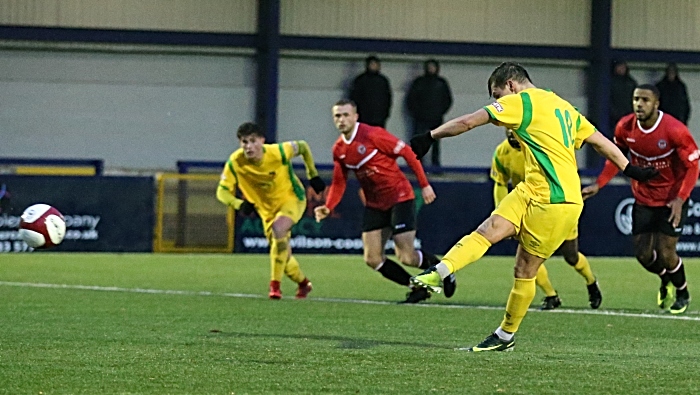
[
  {"xmin": 410, "ymin": 109, "xmax": 491, "ymax": 159},
  {"xmin": 294, "ymin": 140, "xmax": 326, "ymax": 193},
  {"xmin": 584, "ymin": 131, "xmax": 658, "ymax": 182}
]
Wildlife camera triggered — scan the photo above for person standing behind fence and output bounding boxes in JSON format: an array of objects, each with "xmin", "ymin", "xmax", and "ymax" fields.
[
  {"xmin": 349, "ymin": 55, "xmax": 392, "ymax": 128},
  {"xmin": 216, "ymin": 122, "xmax": 326, "ymax": 300},
  {"xmin": 656, "ymin": 63, "xmax": 691, "ymax": 125},
  {"xmin": 407, "ymin": 59, "xmax": 453, "ymax": 169},
  {"xmin": 610, "ymin": 60, "xmax": 638, "ymax": 129}
]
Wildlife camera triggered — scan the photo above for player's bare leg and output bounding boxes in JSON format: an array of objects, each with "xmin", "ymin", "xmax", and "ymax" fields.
[
  {"xmin": 634, "ymin": 233, "xmax": 664, "ymax": 269},
  {"xmin": 558, "ymin": 239, "xmax": 601, "ymax": 308},
  {"xmin": 363, "ymin": 228, "xmax": 414, "ymax": 289},
  {"xmin": 656, "ymin": 233, "xmax": 690, "ymax": 313},
  {"xmin": 392, "ymin": 230, "xmax": 420, "ymax": 267},
  {"xmin": 635, "ymin": 233, "xmax": 676, "ymax": 310}
]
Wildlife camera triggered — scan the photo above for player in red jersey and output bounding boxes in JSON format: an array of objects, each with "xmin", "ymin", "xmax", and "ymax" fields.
[
  {"xmin": 583, "ymin": 84, "xmax": 699, "ymax": 314},
  {"xmin": 315, "ymin": 99, "xmax": 455, "ymax": 303}
]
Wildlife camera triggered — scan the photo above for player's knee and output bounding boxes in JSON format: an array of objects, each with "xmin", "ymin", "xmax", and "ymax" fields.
[
  {"xmin": 270, "ymin": 226, "xmax": 287, "ymax": 240},
  {"xmin": 635, "ymin": 251, "xmax": 654, "ymax": 266},
  {"xmin": 657, "ymin": 249, "xmax": 678, "ymax": 268},
  {"xmin": 476, "ymin": 215, "xmax": 514, "ymax": 243},
  {"xmin": 564, "ymin": 252, "xmax": 578, "ymax": 266},
  {"xmin": 363, "ymin": 253, "xmax": 383, "ymax": 269},
  {"xmin": 395, "ymin": 250, "xmax": 417, "ymax": 266}
]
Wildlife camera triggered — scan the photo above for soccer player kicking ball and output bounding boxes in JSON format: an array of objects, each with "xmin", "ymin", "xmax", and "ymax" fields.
[
  {"xmin": 217, "ymin": 122, "xmax": 327, "ymax": 300},
  {"xmin": 409, "ymin": 62, "xmax": 657, "ymax": 352},
  {"xmin": 491, "ymin": 128, "xmax": 602, "ymax": 310},
  {"xmin": 582, "ymin": 84, "xmax": 699, "ymax": 314},
  {"xmin": 314, "ymin": 99, "xmax": 455, "ymax": 304}
]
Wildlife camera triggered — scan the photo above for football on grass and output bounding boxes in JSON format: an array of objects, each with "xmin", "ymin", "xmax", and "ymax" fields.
[{"xmin": 18, "ymin": 204, "xmax": 66, "ymax": 248}]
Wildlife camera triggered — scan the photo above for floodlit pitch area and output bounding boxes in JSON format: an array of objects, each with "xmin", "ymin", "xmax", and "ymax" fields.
[{"xmin": 1, "ymin": 253, "xmax": 698, "ymax": 394}]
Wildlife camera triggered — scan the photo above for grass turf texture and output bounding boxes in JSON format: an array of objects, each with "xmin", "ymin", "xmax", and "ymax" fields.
[{"xmin": 1, "ymin": 253, "xmax": 698, "ymax": 394}]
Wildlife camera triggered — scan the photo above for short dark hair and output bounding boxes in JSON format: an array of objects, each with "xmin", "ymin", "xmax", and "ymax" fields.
[
  {"xmin": 636, "ymin": 84, "xmax": 660, "ymax": 99},
  {"xmin": 488, "ymin": 62, "xmax": 532, "ymax": 97},
  {"xmin": 236, "ymin": 122, "xmax": 264, "ymax": 139},
  {"xmin": 334, "ymin": 99, "xmax": 357, "ymax": 108}
]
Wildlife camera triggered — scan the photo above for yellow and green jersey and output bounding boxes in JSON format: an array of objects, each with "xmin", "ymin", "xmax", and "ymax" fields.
[
  {"xmin": 219, "ymin": 142, "xmax": 306, "ymax": 217},
  {"xmin": 484, "ymin": 88, "xmax": 594, "ymax": 204},
  {"xmin": 490, "ymin": 139, "xmax": 525, "ymax": 187}
]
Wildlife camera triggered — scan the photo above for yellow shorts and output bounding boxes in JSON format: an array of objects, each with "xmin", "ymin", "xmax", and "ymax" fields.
[
  {"xmin": 565, "ymin": 225, "xmax": 578, "ymax": 241},
  {"xmin": 260, "ymin": 198, "xmax": 306, "ymax": 240},
  {"xmin": 493, "ymin": 185, "xmax": 582, "ymax": 259}
]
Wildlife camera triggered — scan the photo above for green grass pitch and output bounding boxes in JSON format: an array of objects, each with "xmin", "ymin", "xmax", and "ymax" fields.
[{"xmin": 1, "ymin": 253, "xmax": 698, "ymax": 394}]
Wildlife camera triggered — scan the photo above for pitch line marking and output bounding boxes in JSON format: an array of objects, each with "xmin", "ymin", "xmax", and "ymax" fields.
[{"xmin": 1, "ymin": 280, "xmax": 698, "ymax": 321}]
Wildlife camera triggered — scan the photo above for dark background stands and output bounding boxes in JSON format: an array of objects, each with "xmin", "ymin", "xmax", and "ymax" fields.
[
  {"xmin": 407, "ymin": 59, "xmax": 453, "ymax": 168},
  {"xmin": 349, "ymin": 55, "xmax": 392, "ymax": 128},
  {"xmin": 656, "ymin": 63, "xmax": 691, "ymax": 125}
]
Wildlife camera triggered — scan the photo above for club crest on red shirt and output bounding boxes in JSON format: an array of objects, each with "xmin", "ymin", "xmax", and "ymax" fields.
[
  {"xmin": 357, "ymin": 144, "xmax": 366, "ymax": 154},
  {"xmin": 658, "ymin": 139, "xmax": 667, "ymax": 149}
]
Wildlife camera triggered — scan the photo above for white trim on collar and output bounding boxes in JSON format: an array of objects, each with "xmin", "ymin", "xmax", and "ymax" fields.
[
  {"xmin": 637, "ymin": 111, "xmax": 664, "ymax": 134},
  {"xmin": 342, "ymin": 122, "xmax": 360, "ymax": 144}
]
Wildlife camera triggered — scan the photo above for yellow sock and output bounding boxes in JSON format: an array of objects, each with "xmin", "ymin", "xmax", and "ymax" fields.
[
  {"xmin": 573, "ymin": 252, "xmax": 596, "ymax": 285},
  {"xmin": 269, "ymin": 237, "xmax": 289, "ymax": 282},
  {"xmin": 500, "ymin": 277, "xmax": 536, "ymax": 333},
  {"xmin": 284, "ymin": 255, "xmax": 306, "ymax": 284},
  {"xmin": 535, "ymin": 264, "xmax": 557, "ymax": 297},
  {"xmin": 441, "ymin": 232, "xmax": 491, "ymax": 273}
]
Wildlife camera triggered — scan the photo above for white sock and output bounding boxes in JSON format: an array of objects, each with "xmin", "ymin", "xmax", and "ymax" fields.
[
  {"xmin": 495, "ymin": 326, "xmax": 514, "ymax": 341},
  {"xmin": 436, "ymin": 262, "xmax": 451, "ymax": 279}
]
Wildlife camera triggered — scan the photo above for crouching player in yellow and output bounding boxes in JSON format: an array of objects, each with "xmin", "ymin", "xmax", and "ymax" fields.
[
  {"xmin": 409, "ymin": 62, "xmax": 657, "ymax": 352},
  {"xmin": 491, "ymin": 128, "xmax": 602, "ymax": 310},
  {"xmin": 217, "ymin": 122, "xmax": 326, "ymax": 299}
]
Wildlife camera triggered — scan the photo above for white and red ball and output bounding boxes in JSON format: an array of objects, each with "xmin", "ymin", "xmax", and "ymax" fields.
[{"xmin": 18, "ymin": 204, "xmax": 66, "ymax": 248}]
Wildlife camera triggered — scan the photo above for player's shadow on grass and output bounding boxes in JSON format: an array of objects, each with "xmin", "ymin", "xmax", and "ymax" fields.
[{"xmin": 208, "ymin": 330, "xmax": 447, "ymax": 349}]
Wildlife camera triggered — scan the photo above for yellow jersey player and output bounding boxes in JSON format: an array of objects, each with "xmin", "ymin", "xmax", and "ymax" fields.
[
  {"xmin": 491, "ymin": 128, "xmax": 602, "ymax": 310},
  {"xmin": 217, "ymin": 122, "xmax": 326, "ymax": 300},
  {"xmin": 410, "ymin": 62, "xmax": 657, "ymax": 352}
]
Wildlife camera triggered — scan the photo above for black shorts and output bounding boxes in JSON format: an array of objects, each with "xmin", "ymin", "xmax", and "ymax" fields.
[
  {"xmin": 632, "ymin": 201, "xmax": 689, "ymax": 237},
  {"xmin": 362, "ymin": 200, "xmax": 416, "ymax": 235}
]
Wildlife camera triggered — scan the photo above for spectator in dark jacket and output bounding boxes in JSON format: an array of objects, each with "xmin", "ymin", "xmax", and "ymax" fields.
[
  {"xmin": 407, "ymin": 59, "xmax": 453, "ymax": 168},
  {"xmin": 610, "ymin": 60, "xmax": 637, "ymax": 129},
  {"xmin": 656, "ymin": 63, "xmax": 691, "ymax": 125},
  {"xmin": 349, "ymin": 56, "xmax": 392, "ymax": 128}
]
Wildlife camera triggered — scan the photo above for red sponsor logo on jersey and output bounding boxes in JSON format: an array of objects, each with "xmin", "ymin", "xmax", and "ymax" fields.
[{"xmin": 492, "ymin": 102, "xmax": 504, "ymax": 113}]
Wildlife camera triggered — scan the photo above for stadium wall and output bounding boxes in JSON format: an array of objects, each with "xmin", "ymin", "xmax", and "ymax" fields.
[
  {"xmin": 3, "ymin": 1, "xmax": 700, "ymax": 170},
  {"xmin": 280, "ymin": 0, "xmax": 591, "ymax": 47},
  {"xmin": 0, "ymin": 47, "xmax": 588, "ymax": 169},
  {"xmin": 0, "ymin": 0, "xmax": 257, "ymax": 33}
]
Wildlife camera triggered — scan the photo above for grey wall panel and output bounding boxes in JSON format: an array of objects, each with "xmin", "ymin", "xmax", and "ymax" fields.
[
  {"xmin": 612, "ymin": 0, "xmax": 700, "ymax": 51},
  {"xmin": 0, "ymin": 0, "xmax": 257, "ymax": 33},
  {"xmin": 281, "ymin": 0, "xmax": 590, "ymax": 46},
  {"xmin": 0, "ymin": 50, "xmax": 255, "ymax": 169}
]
